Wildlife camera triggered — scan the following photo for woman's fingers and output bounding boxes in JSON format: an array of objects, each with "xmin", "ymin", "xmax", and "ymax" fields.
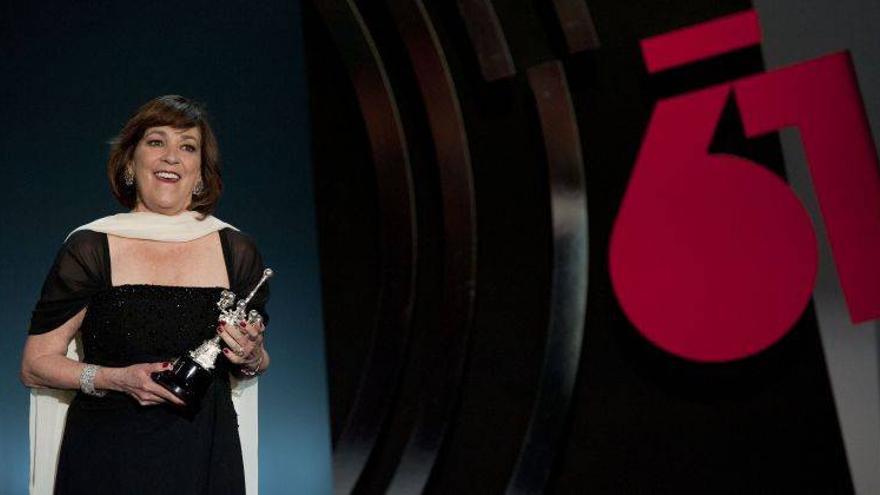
[
  {"xmin": 218, "ymin": 321, "xmax": 264, "ymax": 361},
  {"xmin": 218, "ymin": 325, "xmax": 247, "ymax": 354},
  {"xmin": 145, "ymin": 380, "xmax": 186, "ymax": 406},
  {"xmin": 236, "ymin": 320, "xmax": 258, "ymax": 341},
  {"xmin": 218, "ymin": 334, "xmax": 250, "ymax": 364},
  {"xmin": 235, "ymin": 319, "xmax": 264, "ymax": 339},
  {"xmin": 136, "ymin": 392, "xmax": 165, "ymax": 406},
  {"xmin": 125, "ymin": 362, "xmax": 184, "ymax": 406},
  {"xmin": 151, "ymin": 361, "xmax": 173, "ymax": 374},
  {"xmin": 223, "ymin": 347, "xmax": 245, "ymax": 364},
  {"xmin": 222, "ymin": 342, "xmax": 264, "ymax": 366},
  {"xmin": 245, "ymin": 321, "xmax": 264, "ymax": 342}
]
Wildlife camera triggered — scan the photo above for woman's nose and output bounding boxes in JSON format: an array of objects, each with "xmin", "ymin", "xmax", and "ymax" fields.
[{"xmin": 162, "ymin": 148, "xmax": 181, "ymax": 164}]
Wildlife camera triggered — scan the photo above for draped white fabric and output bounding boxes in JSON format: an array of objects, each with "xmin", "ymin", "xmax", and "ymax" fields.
[
  {"xmin": 65, "ymin": 210, "xmax": 239, "ymax": 242},
  {"xmin": 29, "ymin": 211, "xmax": 260, "ymax": 494},
  {"xmin": 28, "ymin": 339, "xmax": 81, "ymax": 495}
]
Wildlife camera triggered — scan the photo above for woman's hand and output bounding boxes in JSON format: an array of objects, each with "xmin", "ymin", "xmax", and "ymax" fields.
[
  {"xmin": 101, "ymin": 362, "xmax": 186, "ymax": 407},
  {"xmin": 217, "ymin": 319, "xmax": 268, "ymax": 373}
]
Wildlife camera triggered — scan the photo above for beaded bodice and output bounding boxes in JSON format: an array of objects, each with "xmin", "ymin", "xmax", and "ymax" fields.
[
  {"xmin": 80, "ymin": 285, "xmax": 230, "ymax": 370},
  {"xmin": 29, "ymin": 228, "xmax": 269, "ymax": 340}
]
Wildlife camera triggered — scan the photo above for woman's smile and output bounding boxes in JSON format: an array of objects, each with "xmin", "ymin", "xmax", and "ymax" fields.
[
  {"xmin": 154, "ymin": 170, "xmax": 181, "ymax": 183},
  {"xmin": 130, "ymin": 125, "xmax": 202, "ymax": 214}
]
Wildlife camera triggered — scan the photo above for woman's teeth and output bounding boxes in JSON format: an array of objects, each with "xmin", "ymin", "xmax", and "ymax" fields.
[{"xmin": 155, "ymin": 171, "xmax": 181, "ymax": 182}]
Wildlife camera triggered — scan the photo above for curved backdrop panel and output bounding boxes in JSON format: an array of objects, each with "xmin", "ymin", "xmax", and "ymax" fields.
[{"xmin": 308, "ymin": 0, "xmax": 880, "ymax": 493}]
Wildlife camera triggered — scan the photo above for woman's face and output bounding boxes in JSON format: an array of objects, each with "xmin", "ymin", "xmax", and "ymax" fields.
[{"xmin": 129, "ymin": 125, "xmax": 202, "ymax": 215}]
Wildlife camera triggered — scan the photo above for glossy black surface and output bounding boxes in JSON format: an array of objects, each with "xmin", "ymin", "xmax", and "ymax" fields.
[{"xmin": 152, "ymin": 355, "xmax": 215, "ymax": 409}]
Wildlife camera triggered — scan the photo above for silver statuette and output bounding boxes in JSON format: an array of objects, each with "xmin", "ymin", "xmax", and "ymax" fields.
[{"xmin": 187, "ymin": 268, "xmax": 274, "ymax": 370}]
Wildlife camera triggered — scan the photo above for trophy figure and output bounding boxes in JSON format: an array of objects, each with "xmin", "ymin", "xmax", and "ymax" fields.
[{"xmin": 152, "ymin": 268, "xmax": 274, "ymax": 407}]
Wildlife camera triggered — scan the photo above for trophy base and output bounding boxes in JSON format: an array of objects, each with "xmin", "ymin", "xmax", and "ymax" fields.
[{"xmin": 152, "ymin": 356, "xmax": 213, "ymax": 408}]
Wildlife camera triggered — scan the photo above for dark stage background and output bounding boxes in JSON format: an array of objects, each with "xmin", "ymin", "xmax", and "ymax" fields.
[
  {"xmin": 306, "ymin": 0, "xmax": 880, "ymax": 494},
  {"xmin": 0, "ymin": 1, "xmax": 332, "ymax": 493},
  {"xmin": 3, "ymin": 0, "xmax": 879, "ymax": 493}
]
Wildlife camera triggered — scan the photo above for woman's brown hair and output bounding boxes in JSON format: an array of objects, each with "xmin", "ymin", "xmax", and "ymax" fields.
[{"xmin": 107, "ymin": 95, "xmax": 222, "ymax": 216}]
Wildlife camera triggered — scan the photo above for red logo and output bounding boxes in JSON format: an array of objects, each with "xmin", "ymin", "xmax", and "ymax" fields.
[{"xmin": 610, "ymin": 10, "xmax": 880, "ymax": 361}]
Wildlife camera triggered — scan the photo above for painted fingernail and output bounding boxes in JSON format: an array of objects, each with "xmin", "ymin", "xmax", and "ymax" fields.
[
  {"xmin": 239, "ymin": 321, "xmax": 247, "ymax": 328},
  {"xmin": 217, "ymin": 327, "xmax": 223, "ymax": 334},
  {"xmin": 219, "ymin": 320, "xmax": 226, "ymax": 326},
  {"xmin": 164, "ymin": 362, "xmax": 172, "ymax": 368},
  {"xmin": 223, "ymin": 349, "xmax": 230, "ymax": 354}
]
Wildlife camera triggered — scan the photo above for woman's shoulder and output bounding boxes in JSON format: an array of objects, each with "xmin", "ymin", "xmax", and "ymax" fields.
[
  {"xmin": 219, "ymin": 226, "xmax": 266, "ymax": 275},
  {"xmin": 29, "ymin": 230, "xmax": 109, "ymax": 334},
  {"xmin": 219, "ymin": 227, "xmax": 262, "ymax": 256},
  {"xmin": 218, "ymin": 228, "xmax": 269, "ymax": 314},
  {"xmin": 57, "ymin": 229, "xmax": 108, "ymax": 266},
  {"xmin": 220, "ymin": 226, "xmax": 257, "ymax": 244},
  {"xmin": 63, "ymin": 229, "xmax": 106, "ymax": 250}
]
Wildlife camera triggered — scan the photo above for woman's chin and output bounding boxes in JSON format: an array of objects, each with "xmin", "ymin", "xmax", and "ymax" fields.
[{"xmin": 139, "ymin": 199, "xmax": 189, "ymax": 215}]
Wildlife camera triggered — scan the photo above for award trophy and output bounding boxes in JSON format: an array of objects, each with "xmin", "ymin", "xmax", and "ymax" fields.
[{"xmin": 152, "ymin": 268, "xmax": 274, "ymax": 407}]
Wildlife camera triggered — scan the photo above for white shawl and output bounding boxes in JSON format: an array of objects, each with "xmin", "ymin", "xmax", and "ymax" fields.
[{"xmin": 30, "ymin": 210, "xmax": 260, "ymax": 494}]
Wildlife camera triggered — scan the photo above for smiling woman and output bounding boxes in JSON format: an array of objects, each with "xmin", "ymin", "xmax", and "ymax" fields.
[
  {"xmin": 107, "ymin": 95, "xmax": 223, "ymax": 218},
  {"xmin": 130, "ymin": 126, "xmax": 202, "ymax": 211},
  {"xmin": 21, "ymin": 95, "xmax": 269, "ymax": 494}
]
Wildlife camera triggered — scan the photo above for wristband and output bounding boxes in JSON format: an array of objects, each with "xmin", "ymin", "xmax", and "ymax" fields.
[{"xmin": 79, "ymin": 364, "xmax": 107, "ymax": 397}]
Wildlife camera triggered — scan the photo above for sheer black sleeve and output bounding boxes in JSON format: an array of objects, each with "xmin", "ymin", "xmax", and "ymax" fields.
[
  {"xmin": 220, "ymin": 228, "xmax": 271, "ymax": 326},
  {"xmin": 28, "ymin": 230, "xmax": 110, "ymax": 335}
]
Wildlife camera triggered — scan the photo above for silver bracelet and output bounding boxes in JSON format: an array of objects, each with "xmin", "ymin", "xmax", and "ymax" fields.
[{"xmin": 79, "ymin": 364, "xmax": 106, "ymax": 397}]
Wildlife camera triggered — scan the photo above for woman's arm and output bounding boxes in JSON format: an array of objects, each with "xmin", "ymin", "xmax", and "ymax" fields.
[
  {"xmin": 21, "ymin": 307, "xmax": 95, "ymax": 390},
  {"xmin": 21, "ymin": 307, "xmax": 184, "ymax": 406}
]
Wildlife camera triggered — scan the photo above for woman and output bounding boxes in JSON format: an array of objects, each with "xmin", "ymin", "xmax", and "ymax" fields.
[{"xmin": 20, "ymin": 95, "xmax": 270, "ymax": 494}]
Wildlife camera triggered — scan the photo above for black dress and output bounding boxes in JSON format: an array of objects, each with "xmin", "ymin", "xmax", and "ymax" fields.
[{"xmin": 28, "ymin": 228, "xmax": 270, "ymax": 495}]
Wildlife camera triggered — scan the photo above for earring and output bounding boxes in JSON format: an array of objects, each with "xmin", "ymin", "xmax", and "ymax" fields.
[
  {"xmin": 123, "ymin": 168, "xmax": 135, "ymax": 187},
  {"xmin": 192, "ymin": 179, "xmax": 205, "ymax": 196}
]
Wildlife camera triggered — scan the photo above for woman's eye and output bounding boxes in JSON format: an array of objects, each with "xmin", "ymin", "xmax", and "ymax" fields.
[
  {"xmin": 146, "ymin": 139, "xmax": 163, "ymax": 147},
  {"xmin": 182, "ymin": 144, "xmax": 197, "ymax": 152}
]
